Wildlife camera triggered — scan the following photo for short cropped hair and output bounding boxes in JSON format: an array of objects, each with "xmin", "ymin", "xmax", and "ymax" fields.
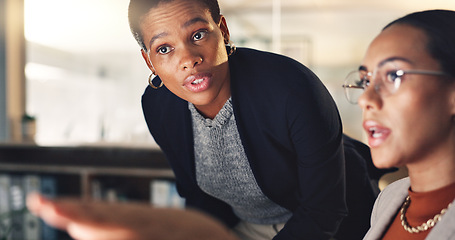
[{"xmin": 128, "ymin": 0, "xmax": 221, "ymax": 51}]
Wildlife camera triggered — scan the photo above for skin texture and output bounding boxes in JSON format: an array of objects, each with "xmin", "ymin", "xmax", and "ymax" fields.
[
  {"xmin": 358, "ymin": 23, "xmax": 455, "ymax": 192},
  {"xmin": 140, "ymin": 0, "xmax": 231, "ymax": 119},
  {"xmin": 27, "ymin": 193, "xmax": 239, "ymax": 240}
]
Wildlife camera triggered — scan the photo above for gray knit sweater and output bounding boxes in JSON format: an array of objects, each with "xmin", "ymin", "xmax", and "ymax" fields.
[{"xmin": 189, "ymin": 98, "xmax": 292, "ymax": 224}]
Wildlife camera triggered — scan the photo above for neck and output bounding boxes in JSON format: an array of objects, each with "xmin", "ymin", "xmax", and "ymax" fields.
[
  {"xmin": 407, "ymin": 131, "xmax": 455, "ymax": 192},
  {"xmin": 194, "ymin": 78, "xmax": 231, "ymax": 120},
  {"xmin": 194, "ymin": 94, "xmax": 231, "ymax": 120},
  {"xmin": 407, "ymin": 155, "xmax": 455, "ymax": 192}
]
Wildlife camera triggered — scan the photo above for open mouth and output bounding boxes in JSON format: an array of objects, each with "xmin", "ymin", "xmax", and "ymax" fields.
[
  {"xmin": 363, "ymin": 120, "xmax": 391, "ymax": 147},
  {"xmin": 369, "ymin": 127, "xmax": 384, "ymax": 138},
  {"xmin": 191, "ymin": 78, "xmax": 204, "ymax": 85},
  {"xmin": 183, "ymin": 73, "xmax": 212, "ymax": 93}
]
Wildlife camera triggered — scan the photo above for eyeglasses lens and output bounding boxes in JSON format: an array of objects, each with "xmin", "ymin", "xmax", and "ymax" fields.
[{"xmin": 343, "ymin": 71, "xmax": 365, "ymax": 104}]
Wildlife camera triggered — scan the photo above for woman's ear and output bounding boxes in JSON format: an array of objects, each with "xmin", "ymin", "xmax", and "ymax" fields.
[
  {"xmin": 141, "ymin": 49, "xmax": 156, "ymax": 74},
  {"xmin": 219, "ymin": 15, "xmax": 230, "ymax": 44}
]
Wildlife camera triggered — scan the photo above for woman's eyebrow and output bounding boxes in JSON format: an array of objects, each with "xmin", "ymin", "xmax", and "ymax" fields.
[
  {"xmin": 182, "ymin": 17, "xmax": 209, "ymax": 29},
  {"xmin": 358, "ymin": 57, "xmax": 414, "ymax": 72},
  {"xmin": 149, "ymin": 32, "xmax": 168, "ymax": 49},
  {"xmin": 378, "ymin": 57, "xmax": 413, "ymax": 67}
]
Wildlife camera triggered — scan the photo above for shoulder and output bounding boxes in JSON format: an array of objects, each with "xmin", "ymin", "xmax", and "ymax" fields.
[
  {"xmin": 376, "ymin": 177, "xmax": 410, "ymax": 204},
  {"xmin": 142, "ymin": 83, "xmax": 184, "ymax": 110},
  {"xmin": 141, "ymin": 84, "xmax": 188, "ymax": 136},
  {"xmin": 367, "ymin": 177, "xmax": 409, "ymax": 235},
  {"xmin": 373, "ymin": 177, "xmax": 410, "ymax": 214},
  {"xmin": 230, "ymin": 48, "xmax": 313, "ymax": 77},
  {"xmin": 233, "ymin": 48, "xmax": 300, "ymax": 64},
  {"xmin": 229, "ymin": 48, "xmax": 327, "ymax": 103},
  {"xmin": 381, "ymin": 177, "xmax": 410, "ymax": 196}
]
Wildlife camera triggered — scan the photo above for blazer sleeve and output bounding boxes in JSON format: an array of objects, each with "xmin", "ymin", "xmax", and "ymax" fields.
[
  {"xmin": 275, "ymin": 84, "xmax": 346, "ymax": 240},
  {"xmin": 257, "ymin": 61, "xmax": 346, "ymax": 239}
]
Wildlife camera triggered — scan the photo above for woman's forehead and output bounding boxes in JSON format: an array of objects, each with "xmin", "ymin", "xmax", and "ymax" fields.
[
  {"xmin": 140, "ymin": 1, "xmax": 214, "ymax": 45},
  {"xmin": 362, "ymin": 24, "xmax": 430, "ymax": 67},
  {"xmin": 144, "ymin": 1, "xmax": 210, "ymax": 22},
  {"xmin": 141, "ymin": 1, "xmax": 212, "ymax": 31}
]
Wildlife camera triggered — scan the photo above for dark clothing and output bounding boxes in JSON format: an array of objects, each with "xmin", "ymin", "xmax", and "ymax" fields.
[
  {"xmin": 142, "ymin": 48, "xmax": 380, "ymax": 239},
  {"xmin": 338, "ymin": 135, "xmax": 392, "ymax": 240}
]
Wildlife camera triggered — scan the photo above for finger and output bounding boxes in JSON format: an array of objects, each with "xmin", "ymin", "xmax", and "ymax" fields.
[
  {"xmin": 26, "ymin": 193, "xmax": 73, "ymax": 230},
  {"xmin": 27, "ymin": 193, "xmax": 138, "ymax": 240},
  {"xmin": 26, "ymin": 192, "xmax": 44, "ymax": 215},
  {"xmin": 67, "ymin": 223, "xmax": 136, "ymax": 240}
]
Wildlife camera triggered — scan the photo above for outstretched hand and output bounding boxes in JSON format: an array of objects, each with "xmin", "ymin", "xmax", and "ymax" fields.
[{"xmin": 26, "ymin": 193, "xmax": 239, "ymax": 240}]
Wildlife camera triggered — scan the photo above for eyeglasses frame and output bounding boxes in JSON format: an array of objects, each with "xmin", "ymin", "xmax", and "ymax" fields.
[{"xmin": 342, "ymin": 68, "xmax": 448, "ymax": 104}]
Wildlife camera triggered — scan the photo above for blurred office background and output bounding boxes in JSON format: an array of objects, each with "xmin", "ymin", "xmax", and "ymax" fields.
[{"xmin": 1, "ymin": 0, "xmax": 454, "ymax": 147}]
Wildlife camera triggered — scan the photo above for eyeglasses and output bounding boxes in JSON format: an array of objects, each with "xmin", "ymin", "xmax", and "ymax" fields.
[{"xmin": 342, "ymin": 62, "xmax": 448, "ymax": 104}]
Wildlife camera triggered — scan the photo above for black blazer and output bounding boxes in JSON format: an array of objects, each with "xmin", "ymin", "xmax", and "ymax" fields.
[{"xmin": 142, "ymin": 48, "xmax": 378, "ymax": 239}]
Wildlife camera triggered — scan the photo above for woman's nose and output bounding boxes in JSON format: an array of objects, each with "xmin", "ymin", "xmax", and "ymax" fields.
[
  {"xmin": 180, "ymin": 48, "xmax": 203, "ymax": 70},
  {"xmin": 358, "ymin": 84, "xmax": 382, "ymax": 111}
]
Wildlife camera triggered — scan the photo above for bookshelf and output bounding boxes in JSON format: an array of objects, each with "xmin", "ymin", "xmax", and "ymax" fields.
[
  {"xmin": 0, "ymin": 143, "xmax": 174, "ymax": 198},
  {"xmin": 0, "ymin": 143, "xmax": 176, "ymax": 240}
]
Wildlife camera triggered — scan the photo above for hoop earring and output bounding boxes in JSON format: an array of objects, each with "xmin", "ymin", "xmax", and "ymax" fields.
[
  {"xmin": 148, "ymin": 73, "xmax": 163, "ymax": 89},
  {"xmin": 226, "ymin": 41, "xmax": 236, "ymax": 57}
]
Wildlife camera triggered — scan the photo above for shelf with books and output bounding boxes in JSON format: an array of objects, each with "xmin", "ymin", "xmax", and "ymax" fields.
[{"xmin": 0, "ymin": 143, "xmax": 174, "ymax": 199}]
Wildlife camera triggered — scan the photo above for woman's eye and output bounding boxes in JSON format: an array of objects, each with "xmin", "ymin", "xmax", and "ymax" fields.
[
  {"xmin": 357, "ymin": 74, "xmax": 369, "ymax": 88},
  {"xmin": 157, "ymin": 46, "xmax": 173, "ymax": 55},
  {"xmin": 386, "ymin": 71, "xmax": 400, "ymax": 83},
  {"xmin": 192, "ymin": 30, "xmax": 207, "ymax": 41}
]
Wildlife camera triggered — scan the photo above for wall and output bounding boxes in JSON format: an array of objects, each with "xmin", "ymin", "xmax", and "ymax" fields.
[{"xmin": 0, "ymin": 0, "xmax": 7, "ymax": 140}]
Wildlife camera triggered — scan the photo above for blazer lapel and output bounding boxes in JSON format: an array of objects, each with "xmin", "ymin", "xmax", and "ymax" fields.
[
  {"xmin": 364, "ymin": 178, "xmax": 409, "ymax": 239},
  {"xmin": 426, "ymin": 198, "xmax": 455, "ymax": 240}
]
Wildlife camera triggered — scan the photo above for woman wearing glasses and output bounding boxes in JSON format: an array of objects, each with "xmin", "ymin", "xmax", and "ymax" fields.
[{"xmin": 343, "ymin": 9, "xmax": 455, "ymax": 239}]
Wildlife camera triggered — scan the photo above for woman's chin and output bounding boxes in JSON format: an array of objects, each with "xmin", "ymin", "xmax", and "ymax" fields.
[{"xmin": 371, "ymin": 152, "xmax": 399, "ymax": 169}]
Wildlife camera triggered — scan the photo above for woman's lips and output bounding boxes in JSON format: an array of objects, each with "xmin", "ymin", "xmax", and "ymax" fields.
[
  {"xmin": 363, "ymin": 120, "xmax": 391, "ymax": 148},
  {"xmin": 183, "ymin": 73, "xmax": 212, "ymax": 93}
]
